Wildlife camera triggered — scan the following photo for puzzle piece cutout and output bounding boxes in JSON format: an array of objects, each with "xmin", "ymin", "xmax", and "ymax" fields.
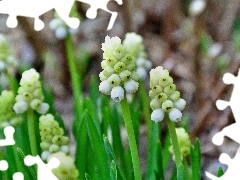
[
  {"xmin": 0, "ymin": 160, "xmax": 24, "ymax": 179},
  {"xmin": 77, "ymin": 0, "xmax": 122, "ymax": 30},
  {"xmin": 24, "ymin": 155, "xmax": 60, "ymax": 180},
  {"xmin": 0, "ymin": 126, "xmax": 15, "ymax": 146},
  {"xmin": 205, "ymin": 69, "xmax": 240, "ymax": 179},
  {"xmin": 0, "ymin": 0, "xmax": 79, "ymax": 31},
  {"xmin": 0, "ymin": 0, "xmax": 122, "ymax": 31},
  {"xmin": 206, "ymin": 148, "xmax": 240, "ymax": 179},
  {"xmin": 216, "ymin": 69, "xmax": 240, "ymax": 121}
]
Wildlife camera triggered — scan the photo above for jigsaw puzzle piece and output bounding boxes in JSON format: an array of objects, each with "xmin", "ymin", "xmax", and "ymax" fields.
[{"xmin": 0, "ymin": 160, "xmax": 8, "ymax": 171}]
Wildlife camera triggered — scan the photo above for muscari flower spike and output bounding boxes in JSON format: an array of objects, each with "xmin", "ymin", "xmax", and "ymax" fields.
[
  {"xmin": 149, "ymin": 66, "xmax": 186, "ymax": 122},
  {"xmin": 99, "ymin": 36, "xmax": 140, "ymax": 102},
  {"xmin": 13, "ymin": 68, "xmax": 49, "ymax": 114},
  {"xmin": 123, "ymin": 32, "xmax": 152, "ymax": 80},
  {"xmin": 49, "ymin": 13, "xmax": 78, "ymax": 40},
  {"xmin": 0, "ymin": 90, "xmax": 22, "ymax": 128},
  {"xmin": 0, "ymin": 34, "xmax": 17, "ymax": 73},
  {"xmin": 39, "ymin": 114, "xmax": 70, "ymax": 161},
  {"xmin": 169, "ymin": 127, "xmax": 191, "ymax": 161}
]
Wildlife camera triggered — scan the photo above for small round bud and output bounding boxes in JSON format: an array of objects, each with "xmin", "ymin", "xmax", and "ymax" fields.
[
  {"xmin": 169, "ymin": 108, "xmax": 182, "ymax": 122},
  {"xmin": 124, "ymin": 79, "xmax": 139, "ymax": 93},
  {"xmin": 150, "ymin": 98, "xmax": 161, "ymax": 110},
  {"xmin": 164, "ymin": 84, "xmax": 176, "ymax": 95},
  {"xmin": 119, "ymin": 70, "xmax": 132, "ymax": 82},
  {"xmin": 174, "ymin": 98, "xmax": 186, "ymax": 111},
  {"xmin": 170, "ymin": 91, "xmax": 180, "ymax": 101},
  {"xmin": 156, "ymin": 92, "xmax": 168, "ymax": 103},
  {"xmin": 36, "ymin": 103, "xmax": 49, "ymax": 114},
  {"xmin": 99, "ymin": 80, "xmax": 112, "ymax": 95},
  {"xmin": 106, "ymin": 56, "xmax": 118, "ymax": 67},
  {"xmin": 126, "ymin": 63, "xmax": 136, "ymax": 71},
  {"xmin": 108, "ymin": 74, "xmax": 121, "ymax": 87},
  {"xmin": 41, "ymin": 151, "xmax": 50, "ymax": 161},
  {"xmin": 121, "ymin": 54, "xmax": 132, "ymax": 64},
  {"xmin": 111, "ymin": 86, "xmax": 124, "ymax": 102},
  {"xmin": 151, "ymin": 108, "xmax": 164, "ymax": 122},
  {"xmin": 13, "ymin": 101, "xmax": 28, "ymax": 114},
  {"xmin": 103, "ymin": 66, "xmax": 114, "ymax": 77},
  {"xmin": 114, "ymin": 62, "xmax": 126, "ymax": 73},
  {"xmin": 49, "ymin": 144, "xmax": 60, "ymax": 153},
  {"xmin": 162, "ymin": 100, "xmax": 174, "ymax": 112}
]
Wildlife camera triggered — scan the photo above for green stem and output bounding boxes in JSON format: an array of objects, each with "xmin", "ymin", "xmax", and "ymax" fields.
[
  {"xmin": 65, "ymin": 35, "xmax": 82, "ymax": 121},
  {"xmin": 183, "ymin": 157, "xmax": 189, "ymax": 180},
  {"xmin": 120, "ymin": 98, "xmax": 141, "ymax": 180},
  {"xmin": 27, "ymin": 109, "xmax": 38, "ymax": 156},
  {"xmin": 166, "ymin": 116, "xmax": 182, "ymax": 165}
]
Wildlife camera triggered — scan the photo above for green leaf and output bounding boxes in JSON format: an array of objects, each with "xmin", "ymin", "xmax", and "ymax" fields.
[
  {"xmin": 75, "ymin": 111, "xmax": 88, "ymax": 180},
  {"xmin": 190, "ymin": 139, "xmax": 201, "ymax": 180},
  {"xmin": 103, "ymin": 136, "xmax": 127, "ymax": 180},
  {"xmin": 146, "ymin": 122, "xmax": 160, "ymax": 180},
  {"xmin": 110, "ymin": 161, "xmax": 117, "ymax": 180},
  {"xmin": 87, "ymin": 112, "xmax": 109, "ymax": 179},
  {"xmin": 156, "ymin": 140, "xmax": 165, "ymax": 180}
]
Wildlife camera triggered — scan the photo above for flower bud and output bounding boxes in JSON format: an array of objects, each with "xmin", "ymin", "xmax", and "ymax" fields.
[
  {"xmin": 111, "ymin": 86, "xmax": 124, "ymax": 102},
  {"xmin": 162, "ymin": 100, "xmax": 174, "ymax": 112},
  {"xmin": 151, "ymin": 108, "xmax": 164, "ymax": 122}
]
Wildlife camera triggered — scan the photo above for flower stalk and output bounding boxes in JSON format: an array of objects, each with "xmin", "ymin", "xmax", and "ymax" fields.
[{"xmin": 120, "ymin": 98, "xmax": 141, "ymax": 180}]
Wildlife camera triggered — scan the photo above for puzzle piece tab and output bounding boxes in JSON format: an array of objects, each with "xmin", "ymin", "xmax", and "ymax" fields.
[
  {"xmin": 0, "ymin": 126, "xmax": 15, "ymax": 146},
  {"xmin": 77, "ymin": 0, "xmax": 122, "ymax": 30},
  {"xmin": 0, "ymin": 160, "xmax": 8, "ymax": 171},
  {"xmin": 24, "ymin": 155, "xmax": 60, "ymax": 180}
]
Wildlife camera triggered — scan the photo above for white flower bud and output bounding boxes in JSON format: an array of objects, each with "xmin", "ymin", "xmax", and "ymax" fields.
[
  {"xmin": 169, "ymin": 108, "xmax": 182, "ymax": 122},
  {"xmin": 30, "ymin": 99, "xmax": 41, "ymax": 110},
  {"xmin": 41, "ymin": 151, "xmax": 50, "ymax": 161},
  {"xmin": 151, "ymin": 108, "xmax": 164, "ymax": 122},
  {"xmin": 36, "ymin": 102, "xmax": 49, "ymax": 114},
  {"xmin": 136, "ymin": 67, "xmax": 147, "ymax": 80},
  {"xmin": 108, "ymin": 74, "xmax": 121, "ymax": 87},
  {"xmin": 162, "ymin": 100, "xmax": 174, "ymax": 112},
  {"xmin": 60, "ymin": 145, "xmax": 70, "ymax": 154},
  {"xmin": 174, "ymin": 98, "xmax": 186, "ymax": 111},
  {"xmin": 143, "ymin": 60, "xmax": 152, "ymax": 70},
  {"xmin": 55, "ymin": 26, "xmax": 67, "ymax": 40},
  {"xmin": 131, "ymin": 71, "xmax": 139, "ymax": 82},
  {"xmin": 13, "ymin": 101, "xmax": 28, "ymax": 114},
  {"xmin": 111, "ymin": 86, "xmax": 124, "ymax": 102},
  {"xmin": 49, "ymin": 18, "xmax": 63, "ymax": 30},
  {"xmin": 99, "ymin": 71, "xmax": 108, "ymax": 81},
  {"xmin": 0, "ymin": 61, "xmax": 5, "ymax": 71},
  {"xmin": 136, "ymin": 57, "xmax": 145, "ymax": 67},
  {"xmin": 189, "ymin": 0, "xmax": 206, "ymax": 16},
  {"xmin": 99, "ymin": 80, "xmax": 112, "ymax": 95},
  {"xmin": 170, "ymin": 91, "xmax": 180, "ymax": 101},
  {"xmin": 124, "ymin": 79, "xmax": 139, "ymax": 93},
  {"xmin": 150, "ymin": 98, "xmax": 161, "ymax": 110}
]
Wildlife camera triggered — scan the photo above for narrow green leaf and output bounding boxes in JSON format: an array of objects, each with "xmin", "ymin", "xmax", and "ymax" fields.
[
  {"xmin": 75, "ymin": 112, "xmax": 88, "ymax": 180},
  {"xmin": 110, "ymin": 161, "xmax": 117, "ymax": 180},
  {"xmin": 162, "ymin": 133, "xmax": 171, "ymax": 170},
  {"xmin": 85, "ymin": 173, "xmax": 91, "ymax": 180},
  {"xmin": 87, "ymin": 112, "xmax": 109, "ymax": 179},
  {"xmin": 190, "ymin": 139, "xmax": 201, "ymax": 180},
  {"xmin": 156, "ymin": 140, "xmax": 165, "ymax": 180},
  {"xmin": 146, "ymin": 122, "xmax": 160, "ymax": 179},
  {"xmin": 177, "ymin": 164, "xmax": 184, "ymax": 180},
  {"xmin": 103, "ymin": 136, "xmax": 127, "ymax": 180}
]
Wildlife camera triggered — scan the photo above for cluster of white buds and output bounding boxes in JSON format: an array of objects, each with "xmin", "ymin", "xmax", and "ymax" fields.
[
  {"xmin": 39, "ymin": 114, "xmax": 70, "ymax": 161},
  {"xmin": 169, "ymin": 127, "xmax": 191, "ymax": 160},
  {"xmin": 13, "ymin": 68, "xmax": 49, "ymax": 114},
  {"xmin": 49, "ymin": 17, "xmax": 78, "ymax": 40},
  {"xmin": 99, "ymin": 36, "xmax": 139, "ymax": 102},
  {"xmin": 49, "ymin": 152, "xmax": 79, "ymax": 180},
  {"xmin": 0, "ymin": 90, "xmax": 22, "ymax": 128},
  {"xmin": 0, "ymin": 34, "xmax": 17, "ymax": 73},
  {"xmin": 149, "ymin": 66, "xmax": 186, "ymax": 122},
  {"xmin": 123, "ymin": 32, "xmax": 152, "ymax": 80}
]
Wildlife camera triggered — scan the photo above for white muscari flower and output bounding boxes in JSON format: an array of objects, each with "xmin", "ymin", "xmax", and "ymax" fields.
[
  {"xmin": 169, "ymin": 108, "xmax": 182, "ymax": 122},
  {"xmin": 111, "ymin": 86, "xmax": 124, "ymax": 102},
  {"xmin": 149, "ymin": 66, "xmax": 186, "ymax": 122},
  {"xmin": 60, "ymin": 145, "xmax": 70, "ymax": 154},
  {"xmin": 136, "ymin": 57, "xmax": 145, "ymax": 67},
  {"xmin": 36, "ymin": 103, "xmax": 50, "ymax": 114},
  {"xmin": 124, "ymin": 79, "xmax": 139, "ymax": 93},
  {"xmin": 55, "ymin": 26, "xmax": 68, "ymax": 40},
  {"xmin": 41, "ymin": 151, "xmax": 50, "ymax": 161},
  {"xmin": 99, "ymin": 36, "xmax": 139, "ymax": 102},
  {"xmin": 151, "ymin": 108, "xmax": 164, "ymax": 122},
  {"xmin": 99, "ymin": 80, "xmax": 112, "ymax": 95},
  {"xmin": 174, "ymin": 98, "xmax": 186, "ymax": 111},
  {"xmin": 13, "ymin": 101, "xmax": 28, "ymax": 114},
  {"xmin": 136, "ymin": 67, "xmax": 147, "ymax": 80},
  {"xmin": 144, "ymin": 60, "xmax": 152, "ymax": 70}
]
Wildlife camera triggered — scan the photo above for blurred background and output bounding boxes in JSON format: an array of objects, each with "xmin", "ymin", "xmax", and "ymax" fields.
[{"xmin": 0, "ymin": 0, "xmax": 240, "ymax": 178}]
